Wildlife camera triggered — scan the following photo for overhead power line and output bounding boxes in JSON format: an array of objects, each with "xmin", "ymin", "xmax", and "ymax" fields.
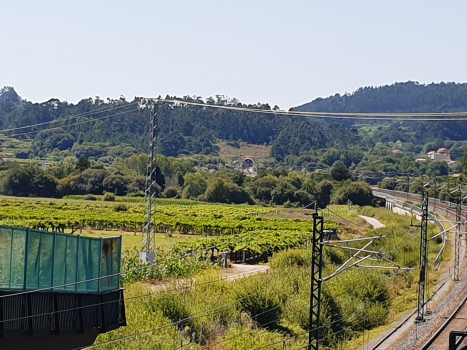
[
  {"xmin": 71, "ymin": 290, "xmax": 261, "ymax": 350},
  {"xmin": 2, "ymin": 267, "xmax": 270, "ymax": 324},
  {"xmin": 153, "ymin": 98, "xmax": 467, "ymax": 121},
  {"xmin": 3, "ymin": 108, "xmax": 137, "ymax": 138},
  {"xmin": 0, "ymin": 233, "xmax": 244, "ymax": 299},
  {"xmin": 1, "ymin": 102, "xmax": 138, "ymax": 135}
]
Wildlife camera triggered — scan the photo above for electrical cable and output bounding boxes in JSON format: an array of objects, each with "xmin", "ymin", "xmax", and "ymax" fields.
[
  {"xmin": 70, "ymin": 290, "xmax": 261, "ymax": 350},
  {"xmin": 0, "ymin": 102, "xmax": 138, "ymax": 134},
  {"xmin": 0, "ymin": 233, "xmax": 244, "ymax": 299},
  {"xmin": 254, "ymin": 293, "xmax": 418, "ymax": 350},
  {"xmin": 1, "ymin": 267, "xmax": 271, "ymax": 324},
  {"xmin": 153, "ymin": 98, "xmax": 467, "ymax": 121},
  {"xmin": 187, "ymin": 300, "xmax": 291, "ymax": 349},
  {"xmin": 203, "ymin": 284, "xmax": 413, "ymax": 349},
  {"xmin": 4, "ymin": 108, "xmax": 137, "ymax": 138},
  {"xmin": 323, "ymin": 207, "xmax": 369, "ymax": 229}
]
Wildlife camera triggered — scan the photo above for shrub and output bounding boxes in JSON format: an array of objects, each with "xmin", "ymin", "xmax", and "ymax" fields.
[
  {"xmin": 270, "ymin": 249, "xmax": 312, "ymax": 269},
  {"xmin": 163, "ymin": 186, "xmax": 179, "ymax": 198},
  {"xmin": 84, "ymin": 194, "xmax": 97, "ymax": 201},
  {"xmin": 113, "ymin": 203, "xmax": 128, "ymax": 212},
  {"xmin": 230, "ymin": 274, "xmax": 285, "ymax": 326},
  {"xmin": 332, "ymin": 181, "xmax": 373, "ymax": 206},
  {"xmin": 150, "ymin": 293, "xmax": 191, "ymax": 329},
  {"xmin": 102, "ymin": 192, "xmax": 116, "ymax": 201}
]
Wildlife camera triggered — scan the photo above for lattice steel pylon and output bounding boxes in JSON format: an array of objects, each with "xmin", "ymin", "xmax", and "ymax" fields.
[
  {"xmin": 416, "ymin": 191, "xmax": 429, "ymax": 321},
  {"xmin": 308, "ymin": 212, "xmax": 324, "ymax": 350},
  {"xmin": 454, "ymin": 199, "xmax": 462, "ymax": 281},
  {"xmin": 140, "ymin": 105, "xmax": 158, "ymax": 262}
]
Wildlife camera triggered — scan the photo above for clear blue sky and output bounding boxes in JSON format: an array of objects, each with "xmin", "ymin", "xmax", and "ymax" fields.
[{"xmin": 1, "ymin": 0, "xmax": 466, "ymax": 109}]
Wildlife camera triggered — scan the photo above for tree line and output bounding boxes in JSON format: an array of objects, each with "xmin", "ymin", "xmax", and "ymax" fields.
[{"xmin": 0, "ymin": 154, "xmax": 376, "ymax": 208}]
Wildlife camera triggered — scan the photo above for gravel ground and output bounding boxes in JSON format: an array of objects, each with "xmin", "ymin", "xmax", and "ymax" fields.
[{"xmin": 390, "ymin": 267, "xmax": 467, "ymax": 350}]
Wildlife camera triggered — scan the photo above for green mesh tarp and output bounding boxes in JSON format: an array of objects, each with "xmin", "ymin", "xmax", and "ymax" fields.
[{"xmin": 0, "ymin": 226, "xmax": 121, "ymax": 293}]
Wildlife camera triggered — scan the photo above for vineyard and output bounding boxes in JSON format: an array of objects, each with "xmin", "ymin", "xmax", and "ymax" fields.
[
  {"xmin": 0, "ymin": 197, "xmax": 320, "ymax": 235},
  {"xmin": 176, "ymin": 230, "xmax": 318, "ymax": 255}
]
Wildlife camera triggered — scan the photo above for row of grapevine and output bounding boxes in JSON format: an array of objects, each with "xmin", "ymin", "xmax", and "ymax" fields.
[
  {"xmin": 174, "ymin": 229, "xmax": 317, "ymax": 255},
  {"xmin": 0, "ymin": 198, "xmax": 319, "ymax": 235}
]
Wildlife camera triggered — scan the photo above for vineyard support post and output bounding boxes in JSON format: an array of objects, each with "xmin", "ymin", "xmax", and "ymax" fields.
[
  {"xmin": 140, "ymin": 105, "xmax": 157, "ymax": 262},
  {"xmin": 416, "ymin": 191, "xmax": 429, "ymax": 321},
  {"xmin": 308, "ymin": 212, "xmax": 324, "ymax": 350}
]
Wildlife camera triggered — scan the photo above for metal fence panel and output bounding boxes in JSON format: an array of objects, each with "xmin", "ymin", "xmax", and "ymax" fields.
[{"xmin": 0, "ymin": 226, "xmax": 121, "ymax": 293}]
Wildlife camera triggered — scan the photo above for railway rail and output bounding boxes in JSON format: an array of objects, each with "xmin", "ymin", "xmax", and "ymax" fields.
[
  {"xmin": 369, "ymin": 188, "xmax": 467, "ymax": 350},
  {"xmin": 419, "ymin": 297, "xmax": 467, "ymax": 350},
  {"xmin": 374, "ymin": 188, "xmax": 467, "ymax": 223}
]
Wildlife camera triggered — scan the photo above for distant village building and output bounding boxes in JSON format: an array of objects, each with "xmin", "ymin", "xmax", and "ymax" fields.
[
  {"xmin": 426, "ymin": 148, "xmax": 450, "ymax": 162},
  {"xmin": 392, "ymin": 149, "xmax": 404, "ymax": 155}
]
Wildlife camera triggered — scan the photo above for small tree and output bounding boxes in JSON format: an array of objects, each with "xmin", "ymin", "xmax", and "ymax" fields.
[
  {"xmin": 330, "ymin": 161, "xmax": 351, "ymax": 181},
  {"xmin": 74, "ymin": 156, "xmax": 91, "ymax": 172}
]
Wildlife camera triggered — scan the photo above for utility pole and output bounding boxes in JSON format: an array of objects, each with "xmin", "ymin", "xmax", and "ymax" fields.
[
  {"xmin": 416, "ymin": 191, "xmax": 429, "ymax": 321},
  {"xmin": 140, "ymin": 105, "xmax": 158, "ymax": 262},
  {"xmin": 306, "ymin": 207, "xmax": 414, "ymax": 350},
  {"xmin": 454, "ymin": 198, "xmax": 462, "ymax": 281},
  {"xmin": 308, "ymin": 210, "xmax": 324, "ymax": 350}
]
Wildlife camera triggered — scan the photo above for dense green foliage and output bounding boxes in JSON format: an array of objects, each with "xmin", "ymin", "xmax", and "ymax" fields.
[{"xmin": 3, "ymin": 83, "xmax": 467, "ymax": 175}]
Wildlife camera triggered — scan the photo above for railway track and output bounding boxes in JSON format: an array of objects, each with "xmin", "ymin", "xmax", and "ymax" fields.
[
  {"xmin": 420, "ymin": 296, "xmax": 467, "ymax": 350},
  {"xmin": 368, "ymin": 282, "xmax": 446, "ymax": 350},
  {"xmin": 374, "ymin": 189, "xmax": 467, "ymax": 223},
  {"xmin": 368, "ymin": 188, "xmax": 466, "ymax": 350}
]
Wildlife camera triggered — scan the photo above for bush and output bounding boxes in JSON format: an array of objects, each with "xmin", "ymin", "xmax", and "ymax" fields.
[
  {"xmin": 163, "ymin": 186, "xmax": 179, "ymax": 198},
  {"xmin": 84, "ymin": 194, "xmax": 97, "ymax": 201},
  {"xmin": 113, "ymin": 203, "xmax": 128, "ymax": 212},
  {"xmin": 270, "ymin": 249, "xmax": 312, "ymax": 269},
  {"xmin": 102, "ymin": 192, "xmax": 116, "ymax": 201},
  {"xmin": 326, "ymin": 269, "xmax": 390, "ymax": 331},
  {"xmin": 332, "ymin": 181, "xmax": 373, "ymax": 206},
  {"xmin": 204, "ymin": 178, "xmax": 253, "ymax": 204},
  {"xmin": 230, "ymin": 274, "xmax": 285, "ymax": 326},
  {"xmin": 150, "ymin": 293, "xmax": 191, "ymax": 329}
]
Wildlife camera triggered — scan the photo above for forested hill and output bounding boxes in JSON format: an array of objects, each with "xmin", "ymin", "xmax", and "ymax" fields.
[
  {"xmin": 0, "ymin": 87, "xmax": 358, "ymax": 160},
  {"xmin": 293, "ymin": 81, "xmax": 467, "ymax": 113},
  {"xmin": 291, "ymin": 81, "xmax": 467, "ymax": 149},
  {"xmin": 3, "ymin": 82, "xmax": 467, "ymax": 164}
]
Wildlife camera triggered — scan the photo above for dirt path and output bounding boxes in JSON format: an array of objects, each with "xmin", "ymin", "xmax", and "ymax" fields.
[
  {"xmin": 220, "ymin": 264, "xmax": 270, "ymax": 280},
  {"xmin": 358, "ymin": 215, "xmax": 386, "ymax": 229},
  {"xmin": 148, "ymin": 264, "xmax": 270, "ymax": 292}
]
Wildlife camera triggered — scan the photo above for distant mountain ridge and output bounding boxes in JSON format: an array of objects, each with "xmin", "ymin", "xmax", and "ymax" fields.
[{"xmin": 293, "ymin": 81, "xmax": 467, "ymax": 113}]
